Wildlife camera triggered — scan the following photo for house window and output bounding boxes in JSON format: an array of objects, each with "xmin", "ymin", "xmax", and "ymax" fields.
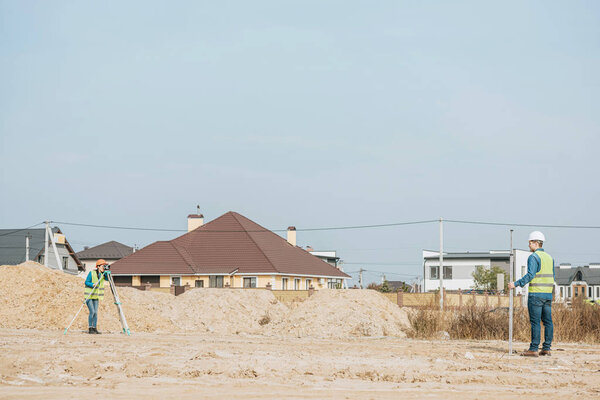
[
  {"xmin": 243, "ymin": 277, "xmax": 257, "ymax": 288},
  {"xmin": 430, "ymin": 266, "xmax": 451, "ymax": 279},
  {"xmin": 195, "ymin": 280, "xmax": 204, "ymax": 288},
  {"xmin": 142, "ymin": 276, "xmax": 160, "ymax": 286},
  {"xmin": 328, "ymin": 279, "xmax": 342, "ymax": 289},
  {"xmin": 294, "ymin": 278, "xmax": 300, "ymax": 290},
  {"xmin": 209, "ymin": 275, "xmax": 224, "ymax": 288},
  {"xmin": 172, "ymin": 277, "xmax": 181, "ymax": 286},
  {"xmin": 443, "ymin": 266, "xmax": 452, "ymax": 280},
  {"xmin": 305, "ymin": 279, "xmax": 312, "ymax": 289},
  {"xmin": 560, "ymin": 287, "xmax": 564, "ymax": 298},
  {"xmin": 62, "ymin": 256, "xmax": 69, "ymax": 269},
  {"xmin": 430, "ymin": 266, "xmax": 438, "ymax": 279},
  {"xmin": 282, "ymin": 277, "xmax": 288, "ymax": 290},
  {"xmin": 113, "ymin": 276, "xmax": 132, "ymax": 286},
  {"xmin": 589, "ymin": 287, "xmax": 593, "ymax": 298},
  {"xmin": 568, "ymin": 286, "xmax": 571, "ymax": 298},
  {"xmin": 597, "ymin": 287, "xmax": 600, "ymax": 298}
]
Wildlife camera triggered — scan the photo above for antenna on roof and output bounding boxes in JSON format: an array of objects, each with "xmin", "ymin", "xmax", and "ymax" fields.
[{"xmin": 197, "ymin": 205, "xmax": 201, "ymax": 215}]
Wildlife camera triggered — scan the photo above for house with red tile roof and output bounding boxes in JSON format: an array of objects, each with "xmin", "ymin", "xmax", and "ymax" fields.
[{"xmin": 110, "ymin": 211, "xmax": 350, "ymax": 290}]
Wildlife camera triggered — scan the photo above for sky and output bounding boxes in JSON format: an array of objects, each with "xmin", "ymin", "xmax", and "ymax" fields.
[{"xmin": 1, "ymin": 1, "xmax": 599, "ymax": 286}]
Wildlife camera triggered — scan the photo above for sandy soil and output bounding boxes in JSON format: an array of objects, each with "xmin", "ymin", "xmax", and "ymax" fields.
[
  {"xmin": 0, "ymin": 262, "xmax": 408, "ymax": 338},
  {"xmin": 1, "ymin": 329, "xmax": 599, "ymax": 399}
]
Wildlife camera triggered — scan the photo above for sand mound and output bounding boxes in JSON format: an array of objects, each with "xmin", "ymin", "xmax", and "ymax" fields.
[
  {"xmin": 0, "ymin": 263, "xmax": 409, "ymax": 338},
  {"xmin": 163, "ymin": 288, "xmax": 289, "ymax": 334},
  {"xmin": 267, "ymin": 289, "xmax": 409, "ymax": 338},
  {"xmin": 0, "ymin": 262, "xmax": 176, "ymax": 333}
]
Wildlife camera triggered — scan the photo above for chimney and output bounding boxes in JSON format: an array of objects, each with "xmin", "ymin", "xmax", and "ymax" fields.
[
  {"xmin": 188, "ymin": 214, "xmax": 204, "ymax": 232},
  {"xmin": 287, "ymin": 226, "xmax": 296, "ymax": 246}
]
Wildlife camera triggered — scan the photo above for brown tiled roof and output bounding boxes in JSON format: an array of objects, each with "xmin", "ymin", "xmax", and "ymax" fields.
[
  {"xmin": 76, "ymin": 240, "xmax": 133, "ymax": 260},
  {"xmin": 111, "ymin": 212, "xmax": 350, "ymax": 278}
]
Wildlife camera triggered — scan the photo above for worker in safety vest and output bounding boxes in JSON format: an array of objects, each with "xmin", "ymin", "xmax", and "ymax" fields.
[
  {"xmin": 84, "ymin": 259, "xmax": 110, "ymax": 334},
  {"xmin": 508, "ymin": 231, "xmax": 555, "ymax": 356}
]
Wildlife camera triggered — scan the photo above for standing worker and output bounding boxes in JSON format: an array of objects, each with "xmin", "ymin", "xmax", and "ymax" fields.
[
  {"xmin": 84, "ymin": 259, "xmax": 110, "ymax": 334},
  {"xmin": 508, "ymin": 231, "xmax": 555, "ymax": 356}
]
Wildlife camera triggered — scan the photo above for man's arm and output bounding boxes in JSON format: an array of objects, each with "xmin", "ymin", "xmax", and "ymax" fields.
[{"xmin": 514, "ymin": 254, "xmax": 540, "ymax": 287}]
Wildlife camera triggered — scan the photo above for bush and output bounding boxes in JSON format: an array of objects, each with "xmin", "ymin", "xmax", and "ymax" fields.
[{"xmin": 407, "ymin": 301, "xmax": 600, "ymax": 343}]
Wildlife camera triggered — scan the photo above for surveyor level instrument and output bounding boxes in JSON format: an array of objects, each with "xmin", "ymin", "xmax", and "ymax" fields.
[{"xmin": 64, "ymin": 271, "xmax": 131, "ymax": 336}]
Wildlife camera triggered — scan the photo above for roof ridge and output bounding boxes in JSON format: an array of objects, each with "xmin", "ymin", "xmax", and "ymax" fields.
[
  {"xmin": 168, "ymin": 241, "xmax": 196, "ymax": 274},
  {"xmin": 232, "ymin": 212, "xmax": 346, "ymax": 276},
  {"xmin": 230, "ymin": 212, "xmax": 280, "ymax": 274}
]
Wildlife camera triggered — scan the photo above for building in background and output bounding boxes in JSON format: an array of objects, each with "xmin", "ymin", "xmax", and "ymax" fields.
[
  {"xmin": 555, "ymin": 264, "xmax": 600, "ymax": 302},
  {"xmin": 422, "ymin": 249, "xmax": 530, "ymax": 293},
  {"xmin": 0, "ymin": 227, "xmax": 83, "ymax": 274},
  {"xmin": 110, "ymin": 212, "xmax": 350, "ymax": 289},
  {"xmin": 76, "ymin": 240, "xmax": 134, "ymax": 274}
]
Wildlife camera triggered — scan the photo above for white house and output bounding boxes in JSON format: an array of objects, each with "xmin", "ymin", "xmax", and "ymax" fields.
[
  {"xmin": 423, "ymin": 249, "xmax": 530, "ymax": 293},
  {"xmin": 554, "ymin": 263, "xmax": 600, "ymax": 302}
]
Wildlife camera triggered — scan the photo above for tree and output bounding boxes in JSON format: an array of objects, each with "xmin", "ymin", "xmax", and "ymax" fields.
[
  {"xmin": 379, "ymin": 280, "xmax": 392, "ymax": 293},
  {"xmin": 472, "ymin": 265, "xmax": 508, "ymax": 292}
]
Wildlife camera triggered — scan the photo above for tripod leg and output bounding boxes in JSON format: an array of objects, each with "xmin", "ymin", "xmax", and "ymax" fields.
[{"xmin": 107, "ymin": 274, "xmax": 131, "ymax": 335}]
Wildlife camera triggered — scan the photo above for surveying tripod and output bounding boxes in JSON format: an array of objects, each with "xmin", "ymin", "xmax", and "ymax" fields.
[{"xmin": 64, "ymin": 271, "xmax": 131, "ymax": 336}]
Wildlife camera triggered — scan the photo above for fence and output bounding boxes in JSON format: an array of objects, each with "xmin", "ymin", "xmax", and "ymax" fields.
[{"xmin": 382, "ymin": 289, "xmax": 526, "ymax": 310}]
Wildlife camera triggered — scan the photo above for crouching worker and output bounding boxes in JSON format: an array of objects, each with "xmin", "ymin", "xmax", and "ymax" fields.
[{"xmin": 84, "ymin": 259, "xmax": 110, "ymax": 334}]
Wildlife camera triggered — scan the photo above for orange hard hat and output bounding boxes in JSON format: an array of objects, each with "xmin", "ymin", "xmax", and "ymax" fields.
[{"xmin": 96, "ymin": 259, "xmax": 108, "ymax": 267}]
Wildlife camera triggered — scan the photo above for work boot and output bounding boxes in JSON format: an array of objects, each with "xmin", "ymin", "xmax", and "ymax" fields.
[
  {"xmin": 92, "ymin": 327, "xmax": 101, "ymax": 334},
  {"xmin": 539, "ymin": 350, "xmax": 551, "ymax": 356},
  {"xmin": 520, "ymin": 350, "xmax": 539, "ymax": 357},
  {"xmin": 88, "ymin": 327, "xmax": 94, "ymax": 334}
]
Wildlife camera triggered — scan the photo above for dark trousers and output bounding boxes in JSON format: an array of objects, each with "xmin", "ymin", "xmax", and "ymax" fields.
[{"xmin": 527, "ymin": 296, "xmax": 553, "ymax": 351}]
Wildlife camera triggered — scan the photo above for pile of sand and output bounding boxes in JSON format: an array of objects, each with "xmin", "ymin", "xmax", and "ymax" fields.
[
  {"xmin": 0, "ymin": 262, "xmax": 409, "ymax": 338},
  {"xmin": 163, "ymin": 288, "xmax": 289, "ymax": 334},
  {"xmin": 266, "ymin": 289, "xmax": 409, "ymax": 338},
  {"xmin": 0, "ymin": 262, "xmax": 176, "ymax": 333}
]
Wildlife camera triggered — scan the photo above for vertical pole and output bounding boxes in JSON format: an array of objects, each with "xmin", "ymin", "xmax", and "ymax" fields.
[
  {"xmin": 47, "ymin": 224, "xmax": 63, "ymax": 271},
  {"xmin": 359, "ymin": 268, "xmax": 364, "ymax": 289},
  {"xmin": 25, "ymin": 234, "xmax": 30, "ymax": 261},
  {"xmin": 439, "ymin": 217, "xmax": 444, "ymax": 311},
  {"xmin": 509, "ymin": 229, "xmax": 514, "ymax": 355},
  {"xmin": 44, "ymin": 221, "xmax": 49, "ymax": 268}
]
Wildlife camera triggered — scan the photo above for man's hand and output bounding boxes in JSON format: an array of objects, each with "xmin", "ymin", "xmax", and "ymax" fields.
[{"xmin": 508, "ymin": 282, "xmax": 516, "ymax": 289}]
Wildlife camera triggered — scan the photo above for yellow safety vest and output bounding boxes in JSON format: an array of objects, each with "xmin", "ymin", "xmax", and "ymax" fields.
[
  {"xmin": 528, "ymin": 250, "xmax": 554, "ymax": 293},
  {"xmin": 84, "ymin": 271, "xmax": 105, "ymax": 300}
]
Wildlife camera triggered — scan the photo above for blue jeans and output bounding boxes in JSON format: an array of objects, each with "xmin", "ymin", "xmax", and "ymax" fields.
[
  {"xmin": 527, "ymin": 296, "xmax": 553, "ymax": 351},
  {"xmin": 86, "ymin": 299, "xmax": 98, "ymax": 328}
]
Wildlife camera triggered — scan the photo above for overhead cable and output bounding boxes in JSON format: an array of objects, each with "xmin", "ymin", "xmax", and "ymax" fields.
[
  {"xmin": 446, "ymin": 219, "xmax": 600, "ymax": 229},
  {"xmin": 0, "ymin": 223, "xmax": 45, "ymax": 237}
]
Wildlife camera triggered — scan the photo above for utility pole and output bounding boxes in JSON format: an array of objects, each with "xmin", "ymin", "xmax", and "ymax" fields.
[
  {"xmin": 439, "ymin": 217, "xmax": 444, "ymax": 311},
  {"xmin": 44, "ymin": 221, "xmax": 49, "ymax": 268},
  {"xmin": 359, "ymin": 268, "xmax": 364, "ymax": 289},
  {"xmin": 25, "ymin": 234, "xmax": 30, "ymax": 261},
  {"xmin": 509, "ymin": 229, "xmax": 514, "ymax": 355}
]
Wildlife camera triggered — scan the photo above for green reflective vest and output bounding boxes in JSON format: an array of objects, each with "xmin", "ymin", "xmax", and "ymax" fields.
[
  {"xmin": 528, "ymin": 250, "xmax": 554, "ymax": 293},
  {"xmin": 84, "ymin": 271, "xmax": 105, "ymax": 300}
]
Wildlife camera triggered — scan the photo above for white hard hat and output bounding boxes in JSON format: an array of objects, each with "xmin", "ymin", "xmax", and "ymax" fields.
[{"xmin": 528, "ymin": 231, "xmax": 545, "ymax": 242}]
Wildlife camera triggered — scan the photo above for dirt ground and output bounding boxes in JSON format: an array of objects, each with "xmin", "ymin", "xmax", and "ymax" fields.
[{"xmin": 1, "ymin": 329, "xmax": 599, "ymax": 399}]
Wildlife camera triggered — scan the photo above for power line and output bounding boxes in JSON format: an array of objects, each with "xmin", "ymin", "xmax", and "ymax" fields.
[
  {"xmin": 446, "ymin": 219, "xmax": 600, "ymax": 229},
  {"xmin": 297, "ymin": 219, "xmax": 438, "ymax": 231},
  {"xmin": 0, "ymin": 223, "xmax": 45, "ymax": 237},
  {"xmin": 49, "ymin": 219, "xmax": 437, "ymax": 233},
  {"xmin": 343, "ymin": 262, "xmax": 419, "ymax": 266}
]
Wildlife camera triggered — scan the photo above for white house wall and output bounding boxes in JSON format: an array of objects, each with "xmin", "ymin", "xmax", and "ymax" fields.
[
  {"xmin": 36, "ymin": 244, "xmax": 78, "ymax": 272},
  {"xmin": 424, "ymin": 258, "xmax": 491, "ymax": 291}
]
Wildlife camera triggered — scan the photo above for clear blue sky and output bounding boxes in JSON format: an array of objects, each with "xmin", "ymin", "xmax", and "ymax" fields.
[{"xmin": 1, "ymin": 1, "xmax": 599, "ymax": 285}]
